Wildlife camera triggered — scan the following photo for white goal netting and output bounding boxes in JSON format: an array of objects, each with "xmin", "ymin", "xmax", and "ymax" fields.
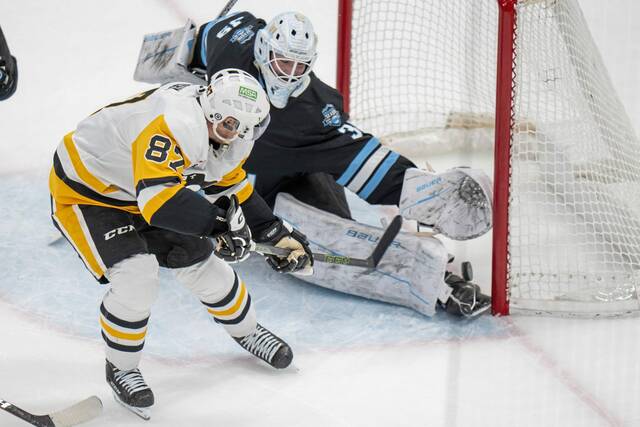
[{"xmin": 345, "ymin": 0, "xmax": 640, "ymax": 316}]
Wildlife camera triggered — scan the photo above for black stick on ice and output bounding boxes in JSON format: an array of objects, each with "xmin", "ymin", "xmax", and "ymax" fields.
[
  {"xmin": 0, "ymin": 396, "xmax": 102, "ymax": 427},
  {"xmin": 255, "ymin": 215, "xmax": 403, "ymax": 268}
]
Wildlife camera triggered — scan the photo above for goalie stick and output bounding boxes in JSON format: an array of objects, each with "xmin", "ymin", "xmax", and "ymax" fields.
[
  {"xmin": 254, "ymin": 215, "xmax": 403, "ymax": 268},
  {"xmin": 217, "ymin": 0, "xmax": 238, "ymax": 18},
  {"xmin": 0, "ymin": 396, "xmax": 102, "ymax": 427},
  {"xmin": 187, "ymin": 0, "xmax": 240, "ymax": 81}
]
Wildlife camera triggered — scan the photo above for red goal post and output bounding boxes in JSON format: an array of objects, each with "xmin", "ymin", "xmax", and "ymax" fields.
[{"xmin": 336, "ymin": 0, "xmax": 640, "ymax": 317}]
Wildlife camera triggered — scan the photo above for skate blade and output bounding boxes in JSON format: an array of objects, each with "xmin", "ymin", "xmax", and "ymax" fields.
[
  {"xmin": 463, "ymin": 302, "xmax": 491, "ymax": 319},
  {"xmin": 112, "ymin": 392, "xmax": 152, "ymax": 420}
]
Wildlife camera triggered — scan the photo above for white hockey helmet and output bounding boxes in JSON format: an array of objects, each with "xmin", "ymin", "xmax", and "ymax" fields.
[
  {"xmin": 199, "ymin": 68, "xmax": 270, "ymax": 143},
  {"xmin": 254, "ymin": 12, "xmax": 318, "ymax": 108}
]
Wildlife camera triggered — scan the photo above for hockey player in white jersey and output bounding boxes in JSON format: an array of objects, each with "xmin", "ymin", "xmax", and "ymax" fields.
[
  {"xmin": 134, "ymin": 11, "xmax": 492, "ymax": 319},
  {"xmin": 49, "ymin": 68, "xmax": 312, "ymax": 420}
]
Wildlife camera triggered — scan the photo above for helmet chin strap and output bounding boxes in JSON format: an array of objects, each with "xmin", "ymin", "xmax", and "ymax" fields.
[
  {"xmin": 212, "ymin": 127, "xmax": 236, "ymax": 145},
  {"xmin": 205, "ymin": 119, "xmax": 234, "ymax": 149}
]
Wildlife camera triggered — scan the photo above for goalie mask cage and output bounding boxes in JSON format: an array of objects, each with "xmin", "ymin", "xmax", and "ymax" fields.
[{"xmin": 337, "ymin": 0, "xmax": 640, "ymax": 317}]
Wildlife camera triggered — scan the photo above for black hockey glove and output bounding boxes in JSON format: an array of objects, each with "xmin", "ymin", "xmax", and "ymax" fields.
[
  {"xmin": 0, "ymin": 28, "xmax": 17, "ymax": 101},
  {"xmin": 255, "ymin": 219, "xmax": 314, "ymax": 275},
  {"xmin": 212, "ymin": 195, "xmax": 252, "ymax": 263},
  {"xmin": 0, "ymin": 55, "xmax": 17, "ymax": 101}
]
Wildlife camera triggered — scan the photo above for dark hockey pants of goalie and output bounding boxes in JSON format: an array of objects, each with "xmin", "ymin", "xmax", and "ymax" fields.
[{"xmin": 253, "ymin": 171, "xmax": 352, "ymax": 220}]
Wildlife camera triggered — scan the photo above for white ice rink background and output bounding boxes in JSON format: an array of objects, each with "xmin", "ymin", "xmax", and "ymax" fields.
[{"xmin": 0, "ymin": 1, "xmax": 639, "ymax": 426}]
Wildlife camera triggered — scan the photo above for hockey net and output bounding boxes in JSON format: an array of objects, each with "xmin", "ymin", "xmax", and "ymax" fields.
[{"xmin": 337, "ymin": 0, "xmax": 640, "ymax": 316}]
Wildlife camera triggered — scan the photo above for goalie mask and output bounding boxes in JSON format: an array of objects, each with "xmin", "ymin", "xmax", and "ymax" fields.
[
  {"xmin": 254, "ymin": 12, "xmax": 318, "ymax": 109},
  {"xmin": 199, "ymin": 68, "xmax": 270, "ymax": 144}
]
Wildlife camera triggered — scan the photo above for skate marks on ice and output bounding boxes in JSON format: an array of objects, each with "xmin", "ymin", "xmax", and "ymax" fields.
[{"xmin": 0, "ymin": 174, "xmax": 507, "ymax": 363}]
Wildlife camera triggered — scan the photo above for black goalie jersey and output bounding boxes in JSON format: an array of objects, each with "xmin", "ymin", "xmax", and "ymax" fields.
[{"xmin": 191, "ymin": 12, "xmax": 416, "ymax": 212}]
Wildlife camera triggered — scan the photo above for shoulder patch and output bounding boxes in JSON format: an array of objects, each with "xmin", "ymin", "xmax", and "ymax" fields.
[
  {"xmin": 322, "ymin": 104, "xmax": 342, "ymax": 127},
  {"xmin": 230, "ymin": 25, "xmax": 255, "ymax": 45}
]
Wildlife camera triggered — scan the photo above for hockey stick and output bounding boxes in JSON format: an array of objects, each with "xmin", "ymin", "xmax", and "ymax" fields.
[
  {"xmin": 217, "ymin": 0, "xmax": 238, "ymax": 18},
  {"xmin": 254, "ymin": 215, "xmax": 403, "ymax": 268},
  {"xmin": 0, "ymin": 396, "xmax": 102, "ymax": 427}
]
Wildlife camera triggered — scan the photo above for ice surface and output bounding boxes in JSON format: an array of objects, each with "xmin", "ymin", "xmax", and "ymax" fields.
[
  {"xmin": 1, "ymin": 1, "xmax": 640, "ymax": 426},
  {"xmin": 0, "ymin": 173, "xmax": 505, "ymax": 362}
]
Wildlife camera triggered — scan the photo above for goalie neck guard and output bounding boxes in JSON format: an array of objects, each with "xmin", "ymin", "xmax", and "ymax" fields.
[
  {"xmin": 254, "ymin": 12, "xmax": 318, "ymax": 109},
  {"xmin": 198, "ymin": 68, "xmax": 270, "ymax": 143}
]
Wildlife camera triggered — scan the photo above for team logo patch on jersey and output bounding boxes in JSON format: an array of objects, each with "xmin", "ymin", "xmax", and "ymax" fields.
[
  {"xmin": 322, "ymin": 104, "xmax": 342, "ymax": 127},
  {"xmin": 230, "ymin": 25, "xmax": 255, "ymax": 45}
]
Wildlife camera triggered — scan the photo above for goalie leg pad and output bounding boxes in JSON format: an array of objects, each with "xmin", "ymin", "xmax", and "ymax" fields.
[
  {"xmin": 274, "ymin": 193, "xmax": 450, "ymax": 317},
  {"xmin": 399, "ymin": 167, "xmax": 493, "ymax": 240}
]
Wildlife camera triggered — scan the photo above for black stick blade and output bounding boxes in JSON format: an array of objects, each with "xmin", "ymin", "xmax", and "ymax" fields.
[
  {"xmin": 0, "ymin": 396, "xmax": 102, "ymax": 427},
  {"xmin": 369, "ymin": 215, "xmax": 403, "ymax": 267},
  {"xmin": 0, "ymin": 400, "xmax": 54, "ymax": 426}
]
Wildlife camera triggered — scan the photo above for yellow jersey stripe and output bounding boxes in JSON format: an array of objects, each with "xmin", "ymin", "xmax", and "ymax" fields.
[
  {"xmin": 63, "ymin": 132, "xmax": 114, "ymax": 193},
  {"xmin": 72, "ymin": 205, "xmax": 108, "ymax": 273},
  {"xmin": 100, "ymin": 317, "xmax": 147, "ymax": 341},
  {"xmin": 216, "ymin": 158, "xmax": 248, "ymax": 187},
  {"xmin": 49, "ymin": 169, "xmax": 141, "ymax": 214},
  {"xmin": 207, "ymin": 282, "xmax": 247, "ymax": 317},
  {"xmin": 236, "ymin": 181, "xmax": 254, "ymax": 203},
  {"xmin": 52, "ymin": 204, "xmax": 106, "ymax": 280}
]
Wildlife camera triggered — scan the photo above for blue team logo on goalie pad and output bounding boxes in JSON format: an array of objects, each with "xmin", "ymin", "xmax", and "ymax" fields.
[{"xmin": 322, "ymin": 104, "xmax": 342, "ymax": 127}]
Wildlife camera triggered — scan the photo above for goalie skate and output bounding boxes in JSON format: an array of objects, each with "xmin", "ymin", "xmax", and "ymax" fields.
[
  {"xmin": 444, "ymin": 272, "xmax": 491, "ymax": 319},
  {"xmin": 106, "ymin": 360, "xmax": 154, "ymax": 420}
]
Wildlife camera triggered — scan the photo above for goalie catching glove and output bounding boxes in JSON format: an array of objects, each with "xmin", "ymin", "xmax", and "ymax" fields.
[
  {"xmin": 212, "ymin": 195, "xmax": 252, "ymax": 263},
  {"xmin": 255, "ymin": 219, "xmax": 314, "ymax": 275},
  {"xmin": 399, "ymin": 167, "xmax": 493, "ymax": 240}
]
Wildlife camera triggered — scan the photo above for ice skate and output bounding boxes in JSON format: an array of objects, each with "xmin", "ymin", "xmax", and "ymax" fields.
[
  {"xmin": 444, "ymin": 271, "xmax": 491, "ymax": 319},
  {"xmin": 106, "ymin": 360, "xmax": 154, "ymax": 420},
  {"xmin": 233, "ymin": 323, "xmax": 293, "ymax": 369}
]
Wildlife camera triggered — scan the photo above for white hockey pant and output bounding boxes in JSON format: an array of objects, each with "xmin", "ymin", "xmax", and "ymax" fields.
[{"xmin": 173, "ymin": 254, "xmax": 256, "ymax": 338}]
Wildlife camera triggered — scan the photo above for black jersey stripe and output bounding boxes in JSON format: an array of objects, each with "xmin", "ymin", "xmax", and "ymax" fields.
[
  {"xmin": 100, "ymin": 303, "xmax": 149, "ymax": 330},
  {"xmin": 135, "ymin": 176, "xmax": 181, "ymax": 196},
  {"xmin": 201, "ymin": 273, "xmax": 239, "ymax": 308},
  {"xmin": 92, "ymin": 88, "xmax": 158, "ymax": 115},
  {"xmin": 53, "ymin": 153, "xmax": 137, "ymax": 208},
  {"xmin": 213, "ymin": 295, "xmax": 252, "ymax": 325},
  {"xmin": 203, "ymin": 184, "xmax": 230, "ymax": 195},
  {"xmin": 101, "ymin": 331, "xmax": 145, "ymax": 353}
]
